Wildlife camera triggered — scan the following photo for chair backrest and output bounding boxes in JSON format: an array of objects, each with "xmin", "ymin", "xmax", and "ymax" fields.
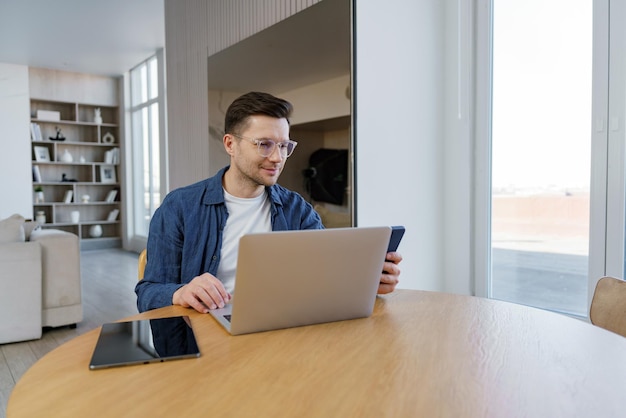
[
  {"xmin": 590, "ymin": 276, "xmax": 626, "ymax": 338},
  {"xmin": 138, "ymin": 249, "xmax": 147, "ymax": 281}
]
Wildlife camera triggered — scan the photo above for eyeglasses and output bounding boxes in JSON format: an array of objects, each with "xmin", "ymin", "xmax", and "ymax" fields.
[{"xmin": 232, "ymin": 134, "xmax": 298, "ymax": 158}]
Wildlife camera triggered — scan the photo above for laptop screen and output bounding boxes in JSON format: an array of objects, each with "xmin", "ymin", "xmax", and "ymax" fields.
[{"xmin": 89, "ymin": 316, "xmax": 200, "ymax": 370}]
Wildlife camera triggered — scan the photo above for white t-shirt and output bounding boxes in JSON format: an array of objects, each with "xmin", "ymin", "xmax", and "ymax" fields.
[{"xmin": 217, "ymin": 189, "xmax": 272, "ymax": 293}]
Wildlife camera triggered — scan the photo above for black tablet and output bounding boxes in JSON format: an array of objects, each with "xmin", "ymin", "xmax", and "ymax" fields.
[{"xmin": 89, "ymin": 315, "xmax": 200, "ymax": 370}]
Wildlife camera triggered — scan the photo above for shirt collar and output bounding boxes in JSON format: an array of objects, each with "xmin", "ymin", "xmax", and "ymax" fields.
[{"xmin": 203, "ymin": 165, "xmax": 283, "ymax": 207}]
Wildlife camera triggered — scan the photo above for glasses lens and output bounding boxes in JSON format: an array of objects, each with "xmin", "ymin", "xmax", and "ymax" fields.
[
  {"xmin": 284, "ymin": 141, "xmax": 296, "ymax": 157},
  {"xmin": 256, "ymin": 140, "xmax": 297, "ymax": 158},
  {"xmin": 278, "ymin": 141, "xmax": 296, "ymax": 157},
  {"xmin": 257, "ymin": 140, "xmax": 274, "ymax": 157}
]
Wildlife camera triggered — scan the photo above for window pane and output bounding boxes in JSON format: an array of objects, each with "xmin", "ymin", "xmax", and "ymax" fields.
[
  {"xmin": 131, "ymin": 62, "xmax": 146, "ymax": 106},
  {"xmin": 490, "ymin": 0, "xmax": 592, "ymax": 316},
  {"xmin": 149, "ymin": 57, "xmax": 158, "ymax": 100},
  {"xmin": 130, "ymin": 53, "xmax": 162, "ymax": 240},
  {"xmin": 131, "ymin": 109, "xmax": 147, "ymax": 236},
  {"xmin": 150, "ymin": 103, "xmax": 160, "ymax": 209},
  {"xmin": 139, "ymin": 64, "xmax": 148, "ymax": 104},
  {"xmin": 140, "ymin": 107, "xmax": 150, "ymax": 236}
]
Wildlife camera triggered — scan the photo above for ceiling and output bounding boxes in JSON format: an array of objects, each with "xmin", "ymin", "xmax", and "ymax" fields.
[
  {"xmin": 207, "ymin": 0, "xmax": 351, "ymax": 93},
  {"xmin": 0, "ymin": 0, "xmax": 165, "ymax": 77},
  {"xmin": 0, "ymin": 0, "xmax": 350, "ymax": 93}
]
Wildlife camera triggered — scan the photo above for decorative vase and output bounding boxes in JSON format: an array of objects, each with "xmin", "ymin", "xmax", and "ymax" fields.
[
  {"xmin": 35, "ymin": 211, "xmax": 46, "ymax": 224},
  {"xmin": 89, "ymin": 224, "xmax": 103, "ymax": 238},
  {"xmin": 35, "ymin": 191, "xmax": 45, "ymax": 203},
  {"xmin": 94, "ymin": 108, "xmax": 102, "ymax": 125},
  {"xmin": 61, "ymin": 149, "xmax": 73, "ymax": 163}
]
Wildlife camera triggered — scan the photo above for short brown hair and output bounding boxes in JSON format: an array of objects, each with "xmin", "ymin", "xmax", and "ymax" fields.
[{"xmin": 224, "ymin": 92, "xmax": 293, "ymax": 135}]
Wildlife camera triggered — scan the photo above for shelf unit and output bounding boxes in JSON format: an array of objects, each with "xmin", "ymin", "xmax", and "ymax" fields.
[{"xmin": 31, "ymin": 99, "xmax": 121, "ymax": 250}]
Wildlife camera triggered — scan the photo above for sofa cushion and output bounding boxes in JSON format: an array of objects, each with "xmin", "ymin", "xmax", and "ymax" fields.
[{"xmin": 0, "ymin": 214, "xmax": 25, "ymax": 243}]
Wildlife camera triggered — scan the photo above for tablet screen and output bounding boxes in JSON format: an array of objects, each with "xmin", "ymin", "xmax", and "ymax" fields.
[{"xmin": 89, "ymin": 315, "xmax": 200, "ymax": 370}]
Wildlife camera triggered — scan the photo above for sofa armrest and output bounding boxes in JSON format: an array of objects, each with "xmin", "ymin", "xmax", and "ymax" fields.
[
  {"xmin": 29, "ymin": 228, "xmax": 76, "ymax": 242},
  {"xmin": 0, "ymin": 242, "xmax": 43, "ymax": 343},
  {"xmin": 30, "ymin": 229, "xmax": 82, "ymax": 327}
]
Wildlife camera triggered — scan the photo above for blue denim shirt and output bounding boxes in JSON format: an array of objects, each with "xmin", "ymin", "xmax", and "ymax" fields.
[{"xmin": 135, "ymin": 166, "xmax": 323, "ymax": 312}]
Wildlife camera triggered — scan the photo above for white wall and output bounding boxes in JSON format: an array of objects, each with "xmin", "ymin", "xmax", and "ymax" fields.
[
  {"xmin": 28, "ymin": 67, "xmax": 118, "ymax": 105},
  {"xmin": 442, "ymin": 1, "xmax": 474, "ymax": 295},
  {"xmin": 0, "ymin": 63, "xmax": 32, "ymax": 219},
  {"xmin": 355, "ymin": 1, "xmax": 445, "ymax": 292},
  {"xmin": 281, "ymin": 75, "xmax": 351, "ymax": 124}
]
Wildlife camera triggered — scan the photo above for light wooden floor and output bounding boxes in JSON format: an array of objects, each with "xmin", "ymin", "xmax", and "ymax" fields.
[{"xmin": 0, "ymin": 249, "xmax": 140, "ymax": 418}]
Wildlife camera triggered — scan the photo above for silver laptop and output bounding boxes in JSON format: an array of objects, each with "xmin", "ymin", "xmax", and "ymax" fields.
[{"xmin": 209, "ymin": 226, "xmax": 392, "ymax": 335}]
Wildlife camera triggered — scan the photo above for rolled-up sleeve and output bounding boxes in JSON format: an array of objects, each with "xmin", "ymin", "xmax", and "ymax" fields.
[
  {"xmin": 135, "ymin": 173, "xmax": 226, "ymax": 312},
  {"xmin": 135, "ymin": 194, "xmax": 186, "ymax": 312}
]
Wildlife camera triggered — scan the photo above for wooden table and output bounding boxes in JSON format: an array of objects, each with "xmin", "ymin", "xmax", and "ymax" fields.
[{"xmin": 8, "ymin": 290, "xmax": 626, "ymax": 417}]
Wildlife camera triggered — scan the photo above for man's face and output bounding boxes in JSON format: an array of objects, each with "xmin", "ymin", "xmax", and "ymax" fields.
[{"xmin": 226, "ymin": 114, "xmax": 291, "ymax": 192}]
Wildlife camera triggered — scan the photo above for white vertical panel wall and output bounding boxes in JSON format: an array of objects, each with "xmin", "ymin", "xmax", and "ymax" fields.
[
  {"xmin": 164, "ymin": 0, "xmax": 320, "ymax": 191},
  {"xmin": 205, "ymin": 0, "xmax": 320, "ymax": 56},
  {"xmin": 163, "ymin": 0, "xmax": 210, "ymax": 190},
  {"xmin": 355, "ymin": 1, "xmax": 446, "ymax": 291},
  {"xmin": 0, "ymin": 63, "xmax": 32, "ymax": 219}
]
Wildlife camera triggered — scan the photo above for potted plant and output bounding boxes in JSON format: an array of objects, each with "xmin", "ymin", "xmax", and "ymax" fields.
[{"xmin": 34, "ymin": 186, "xmax": 44, "ymax": 203}]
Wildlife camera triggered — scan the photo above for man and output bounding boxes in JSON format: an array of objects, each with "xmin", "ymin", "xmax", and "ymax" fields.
[{"xmin": 136, "ymin": 92, "xmax": 402, "ymax": 313}]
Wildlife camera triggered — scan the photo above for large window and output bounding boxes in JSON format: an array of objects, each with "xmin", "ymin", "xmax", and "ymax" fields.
[
  {"xmin": 129, "ymin": 51, "xmax": 167, "ymax": 242},
  {"xmin": 475, "ymin": 0, "xmax": 626, "ymax": 317},
  {"xmin": 490, "ymin": 0, "xmax": 592, "ymax": 316}
]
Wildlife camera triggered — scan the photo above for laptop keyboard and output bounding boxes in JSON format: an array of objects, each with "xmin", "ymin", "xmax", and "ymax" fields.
[{"xmin": 223, "ymin": 314, "xmax": 232, "ymax": 323}]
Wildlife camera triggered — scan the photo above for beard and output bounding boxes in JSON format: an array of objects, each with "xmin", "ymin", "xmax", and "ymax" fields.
[{"xmin": 233, "ymin": 158, "xmax": 284, "ymax": 189}]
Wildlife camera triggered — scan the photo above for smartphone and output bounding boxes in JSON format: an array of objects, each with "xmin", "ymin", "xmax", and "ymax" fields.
[{"xmin": 387, "ymin": 225, "xmax": 405, "ymax": 253}]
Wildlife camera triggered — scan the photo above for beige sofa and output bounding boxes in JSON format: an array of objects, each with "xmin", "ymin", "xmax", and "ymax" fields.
[{"xmin": 0, "ymin": 214, "xmax": 82, "ymax": 344}]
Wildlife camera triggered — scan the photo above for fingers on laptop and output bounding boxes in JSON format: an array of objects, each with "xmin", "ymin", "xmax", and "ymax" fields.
[
  {"xmin": 174, "ymin": 274, "xmax": 231, "ymax": 313},
  {"xmin": 173, "ymin": 283, "xmax": 210, "ymax": 313}
]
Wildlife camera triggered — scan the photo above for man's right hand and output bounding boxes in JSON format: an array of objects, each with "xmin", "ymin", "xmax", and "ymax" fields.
[{"xmin": 172, "ymin": 273, "xmax": 232, "ymax": 313}]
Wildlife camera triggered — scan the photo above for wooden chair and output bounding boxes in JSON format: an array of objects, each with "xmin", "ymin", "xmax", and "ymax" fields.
[
  {"xmin": 589, "ymin": 276, "xmax": 626, "ymax": 338},
  {"xmin": 138, "ymin": 249, "xmax": 147, "ymax": 280}
]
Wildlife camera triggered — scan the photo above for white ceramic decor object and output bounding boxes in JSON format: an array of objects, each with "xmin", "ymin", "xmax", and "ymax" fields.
[
  {"xmin": 61, "ymin": 150, "xmax": 73, "ymax": 163},
  {"xmin": 89, "ymin": 224, "xmax": 103, "ymax": 238}
]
